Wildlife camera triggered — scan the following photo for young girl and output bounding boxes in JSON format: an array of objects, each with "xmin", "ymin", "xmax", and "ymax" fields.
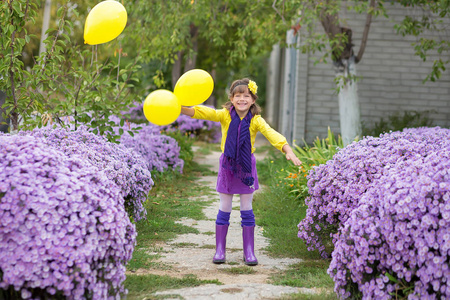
[{"xmin": 180, "ymin": 78, "xmax": 302, "ymax": 266}]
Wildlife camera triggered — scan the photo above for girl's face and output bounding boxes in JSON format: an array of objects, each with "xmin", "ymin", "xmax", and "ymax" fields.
[{"xmin": 231, "ymin": 89, "xmax": 255, "ymax": 115}]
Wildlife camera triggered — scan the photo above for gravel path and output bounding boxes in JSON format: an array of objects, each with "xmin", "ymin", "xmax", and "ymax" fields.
[{"xmin": 142, "ymin": 134, "xmax": 319, "ymax": 299}]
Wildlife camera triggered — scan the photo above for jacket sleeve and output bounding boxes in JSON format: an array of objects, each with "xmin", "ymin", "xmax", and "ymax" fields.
[
  {"xmin": 192, "ymin": 105, "xmax": 222, "ymax": 122},
  {"xmin": 254, "ymin": 115, "xmax": 288, "ymax": 153}
]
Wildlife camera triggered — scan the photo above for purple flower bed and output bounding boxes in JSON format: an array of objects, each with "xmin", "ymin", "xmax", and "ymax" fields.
[
  {"xmin": 298, "ymin": 127, "xmax": 450, "ymax": 258},
  {"xmin": 122, "ymin": 102, "xmax": 221, "ymax": 143},
  {"xmin": 0, "ymin": 135, "xmax": 136, "ymax": 299},
  {"xmin": 20, "ymin": 126, "xmax": 153, "ymax": 221},
  {"xmin": 160, "ymin": 113, "xmax": 222, "ymax": 143},
  {"xmin": 328, "ymin": 147, "xmax": 450, "ymax": 299},
  {"xmin": 109, "ymin": 115, "xmax": 185, "ymax": 173}
]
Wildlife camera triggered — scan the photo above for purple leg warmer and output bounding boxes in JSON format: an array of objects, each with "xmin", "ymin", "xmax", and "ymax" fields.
[
  {"xmin": 240, "ymin": 209, "xmax": 255, "ymax": 227},
  {"xmin": 216, "ymin": 210, "xmax": 231, "ymax": 225}
]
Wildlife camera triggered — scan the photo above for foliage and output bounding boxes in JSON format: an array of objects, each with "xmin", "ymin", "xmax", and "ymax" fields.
[
  {"xmin": 362, "ymin": 110, "xmax": 434, "ymax": 138},
  {"xmin": 125, "ymin": 274, "xmax": 220, "ymax": 299},
  {"xmin": 18, "ymin": 125, "xmax": 153, "ymax": 221},
  {"xmin": 0, "ymin": 134, "xmax": 135, "ymax": 299},
  {"xmin": 394, "ymin": 0, "xmax": 450, "ymax": 82},
  {"xmin": 122, "ymin": 102, "xmax": 221, "ymax": 144},
  {"xmin": 253, "ymin": 177, "xmax": 322, "ymax": 260},
  {"xmin": 329, "ymin": 135, "xmax": 450, "ymax": 299},
  {"xmin": 0, "ymin": 0, "xmax": 142, "ymax": 139},
  {"xmin": 297, "ymin": 127, "xmax": 450, "ymax": 259},
  {"xmin": 286, "ymin": 128, "xmax": 344, "ymax": 202},
  {"xmin": 271, "ymin": 260, "xmax": 334, "ymax": 289},
  {"xmin": 111, "ymin": 117, "xmax": 185, "ymax": 174}
]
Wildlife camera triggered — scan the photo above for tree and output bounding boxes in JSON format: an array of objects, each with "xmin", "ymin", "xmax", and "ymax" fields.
[{"xmin": 0, "ymin": 0, "xmax": 142, "ymax": 140}]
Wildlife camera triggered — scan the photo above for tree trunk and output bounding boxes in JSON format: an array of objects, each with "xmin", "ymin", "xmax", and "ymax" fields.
[
  {"xmin": 172, "ymin": 51, "xmax": 183, "ymax": 90},
  {"xmin": 183, "ymin": 24, "xmax": 198, "ymax": 72},
  {"xmin": 39, "ymin": 0, "xmax": 52, "ymax": 55},
  {"xmin": 336, "ymin": 57, "xmax": 361, "ymax": 146},
  {"xmin": 204, "ymin": 67, "xmax": 216, "ymax": 107}
]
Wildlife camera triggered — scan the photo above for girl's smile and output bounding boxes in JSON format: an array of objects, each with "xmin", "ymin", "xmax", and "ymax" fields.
[{"xmin": 231, "ymin": 91, "xmax": 255, "ymax": 116}]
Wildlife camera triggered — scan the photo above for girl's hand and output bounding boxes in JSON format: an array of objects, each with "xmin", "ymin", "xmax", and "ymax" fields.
[
  {"xmin": 282, "ymin": 144, "xmax": 302, "ymax": 166},
  {"xmin": 286, "ymin": 152, "xmax": 302, "ymax": 166}
]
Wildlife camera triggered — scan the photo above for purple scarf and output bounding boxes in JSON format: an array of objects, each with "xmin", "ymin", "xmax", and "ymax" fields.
[{"xmin": 223, "ymin": 107, "xmax": 254, "ymax": 186}]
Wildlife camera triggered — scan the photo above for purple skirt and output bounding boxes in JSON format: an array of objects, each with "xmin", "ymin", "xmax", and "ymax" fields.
[{"xmin": 216, "ymin": 153, "xmax": 259, "ymax": 194}]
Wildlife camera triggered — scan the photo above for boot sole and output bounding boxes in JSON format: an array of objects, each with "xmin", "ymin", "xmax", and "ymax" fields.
[{"xmin": 213, "ymin": 259, "xmax": 225, "ymax": 264}]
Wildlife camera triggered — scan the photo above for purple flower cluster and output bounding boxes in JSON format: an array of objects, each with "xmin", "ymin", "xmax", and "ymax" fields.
[
  {"xmin": 298, "ymin": 127, "xmax": 450, "ymax": 258},
  {"xmin": 109, "ymin": 115, "xmax": 185, "ymax": 173},
  {"xmin": 329, "ymin": 145, "xmax": 450, "ymax": 299},
  {"xmin": 160, "ymin": 113, "xmax": 222, "ymax": 143},
  {"xmin": 20, "ymin": 125, "xmax": 153, "ymax": 221},
  {"xmin": 122, "ymin": 102, "xmax": 221, "ymax": 143},
  {"xmin": 0, "ymin": 135, "xmax": 136, "ymax": 299},
  {"xmin": 296, "ymin": 127, "xmax": 450, "ymax": 299}
]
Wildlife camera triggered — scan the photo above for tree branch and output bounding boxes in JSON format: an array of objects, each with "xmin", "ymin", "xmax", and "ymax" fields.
[
  {"xmin": 355, "ymin": 0, "xmax": 376, "ymax": 63},
  {"xmin": 272, "ymin": 0, "xmax": 286, "ymax": 23}
]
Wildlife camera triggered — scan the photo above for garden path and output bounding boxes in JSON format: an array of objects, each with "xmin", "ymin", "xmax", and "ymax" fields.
[{"xmin": 144, "ymin": 134, "xmax": 318, "ymax": 299}]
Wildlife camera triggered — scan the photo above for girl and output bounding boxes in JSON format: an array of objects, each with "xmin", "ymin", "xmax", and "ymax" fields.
[{"xmin": 180, "ymin": 78, "xmax": 302, "ymax": 266}]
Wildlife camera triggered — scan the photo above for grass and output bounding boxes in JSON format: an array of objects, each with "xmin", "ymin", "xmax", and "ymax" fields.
[
  {"xmin": 125, "ymin": 274, "xmax": 221, "ymax": 300},
  {"xmin": 254, "ymin": 149, "xmax": 336, "ymax": 297},
  {"xmin": 271, "ymin": 260, "xmax": 334, "ymax": 288},
  {"xmin": 253, "ymin": 184, "xmax": 321, "ymax": 260},
  {"xmin": 220, "ymin": 266, "xmax": 256, "ymax": 275},
  {"xmin": 279, "ymin": 292, "xmax": 338, "ymax": 300},
  {"xmin": 193, "ymin": 141, "xmax": 221, "ymax": 155}
]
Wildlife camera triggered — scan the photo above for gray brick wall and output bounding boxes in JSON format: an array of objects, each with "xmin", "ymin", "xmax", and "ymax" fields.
[{"xmin": 294, "ymin": 2, "xmax": 450, "ymax": 144}]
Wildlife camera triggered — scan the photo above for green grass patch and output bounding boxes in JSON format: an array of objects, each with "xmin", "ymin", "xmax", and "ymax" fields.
[
  {"xmin": 271, "ymin": 260, "xmax": 334, "ymax": 289},
  {"xmin": 125, "ymin": 274, "xmax": 221, "ymax": 300},
  {"xmin": 279, "ymin": 291, "xmax": 338, "ymax": 300},
  {"xmin": 127, "ymin": 249, "xmax": 162, "ymax": 272},
  {"xmin": 253, "ymin": 184, "xmax": 321, "ymax": 260},
  {"xmin": 221, "ymin": 266, "xmax": 256, "ymax": 275},
  {"xmin": 200, "ymin": 244, "xmax": 215, "ymax": 249},
  {"xmin": 171, "ymin": 242, "xmax": 197, "ymax": 248},
  {"xmin": 194, "ymin": 141, "xmax": 221, "ymax": 155}
]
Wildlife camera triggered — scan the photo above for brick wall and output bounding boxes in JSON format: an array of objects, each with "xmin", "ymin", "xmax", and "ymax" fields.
[{"xmin": 294, "ymin": 2, "xmax": 450, "ymax": 143}]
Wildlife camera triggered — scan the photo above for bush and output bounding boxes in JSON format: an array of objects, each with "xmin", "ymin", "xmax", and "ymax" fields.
[
  {"xmin": 115, "ymin": 120, "xmax": 185, "ymax": 174},
  {"xmin": 329, "ymin": 148, "xmax": 450, "ymax": 299},
  {"xmin": 20, "ymin": 125, "xmax": 153, "ymax": 221},
  {"xmin": 122, "ymin": 102, "xmax": 221, "ymax": 143},
  {"xmin": 362, "ymin": 110, "xmax": 434, "ymax": 138},
  {"xmin": 297, "ymin": 127, "xmax": 450, "ymax": 258},
  {"xmin": 0, "ymin": 135, "xmax": 136, "ymax": 299}
]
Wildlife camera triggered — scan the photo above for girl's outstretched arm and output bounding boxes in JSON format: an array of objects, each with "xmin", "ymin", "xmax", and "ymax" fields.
[
  {"xmin": 181, "ymin": 106, "xmax": 195, "ymax": 117},
  {"xmin": 282, "ymin": 144, "xmax": 302, "ymax": 166}
]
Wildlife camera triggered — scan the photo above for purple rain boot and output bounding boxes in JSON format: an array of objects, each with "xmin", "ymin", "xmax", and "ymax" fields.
[
  {"xmin": 242, "ymin": 225, "xmax": 258, "ymax": 266},
  {"xmin": 213, "ymin": 224, "xmax": 229, "ymax": 264}
]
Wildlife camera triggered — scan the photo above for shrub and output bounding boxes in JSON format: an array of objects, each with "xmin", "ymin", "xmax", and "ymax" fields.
[
  {"xmin": 122, "ymin": 102, "xmax": 221, "ymax": 143},
  {"xmin": 20, "ymin": 126, "xmax": 153, "ymax": 221},
  {"xmin": 297, "ymin": 127, "xmax": 450, "ymax": 258},
  {"xmin": 114, "ymin": 119, "xmax": 185, "ymax": 173},
  {"xmin": 288, "ymin": 128, "xmax": 344, "ymax": 202},
  {"xmin": 328, "ymin": 148, "xmax": 450, "ymax": 299},
  {"xmin": 362, "ymin": 110, "xmax": 434, "ymax": 138},
  {"xmin": 0, "ymin": 135, "xmax": 136, "ymax": 299}
]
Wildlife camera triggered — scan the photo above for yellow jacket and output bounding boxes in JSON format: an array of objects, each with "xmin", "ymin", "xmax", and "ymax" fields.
[{"xmin": 192, "ymin": 106, "xmax": 288, "ymax": 153}]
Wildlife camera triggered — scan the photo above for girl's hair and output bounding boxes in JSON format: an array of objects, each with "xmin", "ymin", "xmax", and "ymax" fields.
[{"xmin": 222, "ymin": 78, "xmax": 262, "ymax": 115}]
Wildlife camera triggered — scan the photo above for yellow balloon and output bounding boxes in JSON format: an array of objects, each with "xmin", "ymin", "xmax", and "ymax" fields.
[
  {"xmin": 174, "ymin": 69, "xmax": 214, "ymax": 106},
  {"xmin": 84, "ymin": 1, "xmax": 127, "ymax": 45},
  {"xmin": 143, "ymin": 90, "xmax": 181, "ymax": 126}
]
